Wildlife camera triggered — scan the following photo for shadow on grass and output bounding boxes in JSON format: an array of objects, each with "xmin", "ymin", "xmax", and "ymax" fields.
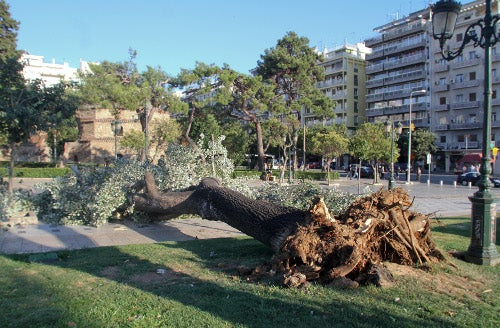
[
  {"xmin": 3, "ymin": 237, "xmax": 459, "ymax": 327},
  {"xmin": 433, "ymin": 217, "xmax": 500, "ymax": 245}
]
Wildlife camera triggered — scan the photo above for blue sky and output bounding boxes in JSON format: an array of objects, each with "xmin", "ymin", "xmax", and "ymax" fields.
[{"xmin": 8, "ymin": 0, "xmax": 430, "ymax": 75}]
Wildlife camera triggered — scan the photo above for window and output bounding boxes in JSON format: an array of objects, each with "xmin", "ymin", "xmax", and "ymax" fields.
[
  {"xmin": 354, "ymin": 116, "xmax": 358, "ymax": 125},
  {"xmin": 456, "ymin": 94, "xmax": 464, "ymax": 102},
  {"xmin": 354, "ymin": 102, "xmax": 358, "ymax": 113},
  {"xmin": 469, "ymin": 71, "xmax": 476, "ymax": 80},
  {"xmin": 493, "ymin": 69, "xmax": 497, "ymax": 77},
  {"xmin": 493, "ymin": 112, "xmax": 497, "ymax": 121},
  {"xmin": 456, "ymin": 73, "xmax": 463, "ymax": 82},
  {"xmin": 469, "ymin": 51, "xmax": 477, "ymax": 60},
  {"xmin": 440, "ymin": 97, "xmax": 447, "ymax": 105},
  {"xmin": 493, "ymin": 90, "xmax": 497, "ymax": 99},
  {"xmin": 456, "ymin": 33, "xmax": 463, "ymax": 42},
  {"xmin": 354, "ymin": 75, "xmax": 358, "ymax": 86},
  {"xmin": 469, "ymin": 113, "xmax": 477, "ymax": 122},
  {"xmin": 457, "ymin": 54, "xmax": 464, "ymax": 62},
  {"xmin": 439, "ymin": 77, "xmax": 446, "ymax": 85},
  {"xmin": 469, "ymin": 93, "xmax": 476, "ymax": 101},
  {"xmin": 354, "ymin": 88, "xmax": 358, "ymax": 97},
  {"xmin": 440, "ymin": 135, "xmax": 447, "ymax": 143}
]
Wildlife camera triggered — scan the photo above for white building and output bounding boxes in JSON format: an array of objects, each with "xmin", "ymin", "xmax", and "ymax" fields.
[{"xmin": 20, "ymin": 53, "xmax": 91, "ymax": 86}]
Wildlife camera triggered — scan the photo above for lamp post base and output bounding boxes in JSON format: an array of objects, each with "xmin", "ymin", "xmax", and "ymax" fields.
[
  {"xmin": 388, "ymin": 177, "xmax": 396, "ymax": 190},
  {"xmin": 466, "ymin": 193, "xmax": 500, "ymax": 265}
]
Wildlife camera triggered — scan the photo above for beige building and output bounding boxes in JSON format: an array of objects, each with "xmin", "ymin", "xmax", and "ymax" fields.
[
  {"xmin": 430, "ymin": 0, "xmax": 500, "ymax": 173},
  {"xmin": 63, "ymin": 106, "xmax": 170, "ymax": 164},
  {"xmin": 364, "ymin": 0, "xmax": 500, "ymax": 173},
  {"xmin": 311, "ymin": 43, "xmax": 370, "ymax": 131}
]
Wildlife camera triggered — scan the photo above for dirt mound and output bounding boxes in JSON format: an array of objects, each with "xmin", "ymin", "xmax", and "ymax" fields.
[{"xmin": 248, "ymin": 188, "xmax": 444, "ymax": 288}]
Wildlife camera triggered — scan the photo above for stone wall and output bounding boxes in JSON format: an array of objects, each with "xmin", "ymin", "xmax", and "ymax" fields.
[{"xmin": 63, "ymin": 107, "xmax": 170, "ymax": 164}]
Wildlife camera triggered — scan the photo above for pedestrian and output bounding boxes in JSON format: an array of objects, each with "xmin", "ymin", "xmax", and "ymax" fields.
[{"xmin": 416, "ymin": 166, "xmax": 422, "ymax": 182}]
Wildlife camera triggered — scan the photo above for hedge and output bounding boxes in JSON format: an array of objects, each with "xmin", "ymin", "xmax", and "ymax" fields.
[
  {"xmin": 0, "ymin": 167, "xmax": 71, "ymax": 178},
  {"xmin": 232, "ymin": 169, "xmax": 339, "ymax": 181}
]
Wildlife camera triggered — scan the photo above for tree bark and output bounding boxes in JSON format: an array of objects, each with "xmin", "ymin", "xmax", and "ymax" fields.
[{"xmin": 132, "ymin": 173, "xmax": 308, "ymax": 252}]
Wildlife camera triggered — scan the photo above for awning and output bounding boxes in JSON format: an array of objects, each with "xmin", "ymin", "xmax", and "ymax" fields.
[{"xmin": 457, "ymin": 153, "xmax": 482, "ymax": 165}]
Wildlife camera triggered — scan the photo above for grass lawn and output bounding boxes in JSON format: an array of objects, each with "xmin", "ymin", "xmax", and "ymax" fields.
[{"xmin": 0, "ymin": 218, "xmax": 499, "ymax": 328}]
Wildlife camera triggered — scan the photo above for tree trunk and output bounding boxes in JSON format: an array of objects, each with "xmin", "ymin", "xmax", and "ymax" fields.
[
  {"xmin": 7, "ymin": 142, "xmax": 15, "ymax": 204},
  {"xmin": 254, "ymin": 120, "xmax": 266, "ymax": 173},
  {"xmin": 132, "ymin": 173, "xmax": 308, "ymax": 252}
]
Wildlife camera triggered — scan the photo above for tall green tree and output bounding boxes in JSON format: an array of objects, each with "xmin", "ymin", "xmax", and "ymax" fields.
[
  {"xmin": 0, "ymin": 0, "xmax": 19, "ymax": 62},
  {"xmin": 169, "ymin": 62, "xmax": 220, "ymax": 149},
  {"xmin": 217, "ymin": 68, "xmax": 277, "ymax": 172},
  {"xmin": 349, "ymin": 122, "xmax": 396, "ymax": 183},
  {"xmin": 255, "ymin": 32, "xmax": 335, "ymax": 171},
  {"xmin": 309, "ymin": 126, "xmax": 349, "ymax": 185},
  {"xmin": 412, "ymin": 129, "xmax": 438, "ymax": 162}
]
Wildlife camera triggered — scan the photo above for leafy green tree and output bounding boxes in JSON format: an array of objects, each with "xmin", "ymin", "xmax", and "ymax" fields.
[
  {"xmin": 349, "ymin": 123, "xmax": 395, "ymax": 183},
  {"xmin": 120, "ymin": 129, "xmax": 145, "ymax": 159},
  {"xmin": 219, "ymin": 120, "xmax": 252, "ymax": 165},
  {"xmin": 255, "ymin": 32, "xmax": 335, "ymax": 171},
  {"xmin": 150, "ymin": 117, "xmax": 182, "ymax": 162},
  {"xmin": 217, "ymin": 68, "xmax": 277, "ymax": 172},
  {"xmin": 0, "ymin": 0, "xmax": 19, "ymax": 62},
  {"xmin": 309, "ymin": 126, "xmax": 348, "ymax": 185},
  {"xmin": 169, "ymin": 62, "xmax": 220, "ymax": 149},
  {"xmin": 412, "ymin": 129, "xmax": 437, "ymax": 162}
]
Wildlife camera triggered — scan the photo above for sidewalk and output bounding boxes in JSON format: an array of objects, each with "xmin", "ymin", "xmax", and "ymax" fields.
[{"xmin": 1, "ymin": 177, "xmax": 497, "ymax": 255}]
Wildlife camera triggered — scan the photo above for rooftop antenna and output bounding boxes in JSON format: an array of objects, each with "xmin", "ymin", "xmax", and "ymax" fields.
[{"xmin": 388, "ymin": 11, "xmax": 402, "ymax": 21}]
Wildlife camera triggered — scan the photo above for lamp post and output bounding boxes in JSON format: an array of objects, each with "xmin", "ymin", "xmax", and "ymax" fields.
[
  {"xmin": 432, "ymin": 0, "xmax": 499, "ymax": 265},
  {"xmin": 110, "ymin": 119, "xmax": 123, "ymax": 160},
  {"xmin": 386, "ymin": 119, "xmax": 403, "ymax": 190},
  {"xmin": 407, "ymin": 89, "xmax": 427, "ymax": 184}
]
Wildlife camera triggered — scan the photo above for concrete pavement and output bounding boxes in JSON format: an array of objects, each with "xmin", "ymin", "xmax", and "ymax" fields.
[{"xmin": 1, "ymin": 177, "xmax": 497, "ymax": 255}]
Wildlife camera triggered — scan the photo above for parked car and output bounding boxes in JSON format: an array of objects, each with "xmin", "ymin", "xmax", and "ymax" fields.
[
  {"xmin": 359, "ymin": 166, "xmax": 374, "ymax": 178},
  {"xmin": 491, "ymin": 177, "xmax": 500, "ymax": 187},
  {"xmin": 457, "ymin": 172, "xmax": 481, "ymax": 186}
]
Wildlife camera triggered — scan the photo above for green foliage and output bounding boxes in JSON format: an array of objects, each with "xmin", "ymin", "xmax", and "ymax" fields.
[
  {"xmin": 412, "ymin": 129, "xmax": 438, "ymax": 160},
  {"xmin": 0, "ymin": 0, "xmax": 20, "ymax": 62},
  {"xmin": 33, "ymin": 136, "xmax": 235, "ymax": 225},
  {"xmin": 350, "ymin": 122, "xmax": 395, "ymax": 164},
  {"xmin": 120, "ymin": 129, "xmax": 145, "ymax": 157},
  {"xmin": 0, "ymin": 167, "xmax": 71, "ymax": 178},
  {"xmin": 256, "ymin": 181, "xmax": 357, "ymax": 215},
  {"xmin": 220, "ymin": 120, "xmax": 252, "ymax": 165}
]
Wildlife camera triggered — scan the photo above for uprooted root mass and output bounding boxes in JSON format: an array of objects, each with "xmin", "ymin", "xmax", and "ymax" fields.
[{"xmin": 249, "ymin": 188, "xmax": 444, "ymax": 288}]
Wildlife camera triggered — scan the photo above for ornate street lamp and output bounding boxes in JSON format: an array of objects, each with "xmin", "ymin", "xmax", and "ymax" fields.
[
  {"xmin": 407, "ymin": 89, "xmax": 427, "ymax": 184},
  {"xmin": 386, "ymin": 119, "xmax": 403, "ymax": 190},
  {"xmin": 110, "ymin": 119, "xmax": 123, "ymax": 160},
  {"xmin": 432, "ymin": 0, "xmax": 499, "ymax": 265}
]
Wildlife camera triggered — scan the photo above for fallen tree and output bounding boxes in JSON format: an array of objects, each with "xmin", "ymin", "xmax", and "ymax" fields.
[{"xmin": 131, "ymin": 172, "xmax": 444, "ymax": 287}]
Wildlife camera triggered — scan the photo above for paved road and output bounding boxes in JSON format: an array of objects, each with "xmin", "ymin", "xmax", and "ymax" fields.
[{"xmin": 1, "ymin": 177, "xmax": 497, "ymax": 255}]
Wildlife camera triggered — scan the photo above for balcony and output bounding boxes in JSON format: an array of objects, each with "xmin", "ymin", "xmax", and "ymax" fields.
[
  {"xmin": 450, "ymin": 101, "xmax": 481, "ymax": 110},
  {"xmin": 451, "ymin": 79, "xmax": 481, "ymax": 90},
  {"xmin": 492, "ymin": 99, "xmax": 500, "ymax": 106},
  {"xmin": 324, "ymin": 66, "xmax": 345, "ymax": 75},
  {"xmin": 449, "ymin": 122, "xmax": 482, "ymax": 130},
  {"xmin": 384, "ymin": 70, "xmax": 424, "ymax": 86},
  {"xmin": 331, "ymin": 92, "xmax": 347, "ymax": 100},
  {"xmin": 365, "ymin": 108, "xmax": 384, "ymax": 117},
  {"xmin": 383, "ymin": 39, "xmax": 427, "ymax": 57},
  {"xmin": 366, "ymin": 78, "xmax": 384, "ymax": 88},
  {"xmin": 382, "ymin": 22, "xmax": 426, "ymax": 42},
  {"xmin": 366, "ymin": 63, "xmax": 384, "ymax": 74},
  {"xmin": 366, "ymin": 49, "xmax": 384, "ymax": 61},
  {"xmin": 366, "ymin": 93, "xmax": 384, "ymax": 102},
  {"xmin": 365, "ymin": 35, "xmax": 383, "ymax": 47},
  {"xmin": 434, "ymin": 104, "xmax": 450, "ymax": 111},
  {"xmin": 317, "ymin": 79, "xmax": 345, "ymax": 89},
  {"xmin": 434, "ymin": 64, "xmax": 449, "ymax": 73},
  {"xmin": 383, "ymin": 54, "xmax": 425, "ymax": 70},
  {"xmin": 435, "ymin": 124, "xmax": 449, "ymax": 131},
  {"xmin": 451, "ymin": 57, "xmax": 481, "ymax": 69},
  {"xmin": 434, "ymin": 84, "xmax": 449, "ymax": 92}
]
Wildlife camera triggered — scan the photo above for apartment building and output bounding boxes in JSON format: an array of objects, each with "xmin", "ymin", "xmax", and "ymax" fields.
[
  {"xmin": 312, "ymin": 43, "xmax": 369, "ymax": 131},
  {"xmin": 430, "ymin": 0, "xmax": 500, "ymax": 172},
  {"xmin": 364, "ymin": 0, "xmax": 500, "ymax": 173},
  {"xmin": 21, "ymin": 53, "xmax": 91, "ymax": 86},
  {"xmin": 364, "ymin": 8, "xmax": 431, "ymax": 135}
]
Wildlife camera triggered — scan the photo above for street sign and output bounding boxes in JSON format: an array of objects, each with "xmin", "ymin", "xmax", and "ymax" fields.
[{"xmin": 426, "ymin": 153, "xmax": 432, "ymax": 164}]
